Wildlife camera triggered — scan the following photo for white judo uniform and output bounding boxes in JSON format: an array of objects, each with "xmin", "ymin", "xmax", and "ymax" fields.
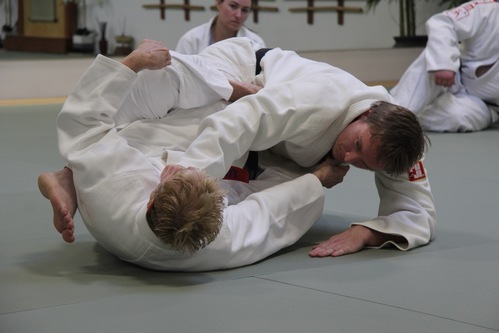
[
  {"xmin": 57, "ymin": 53, "xmax": 326, "ymax": 272},
  {"xmin": 171, "ymin": 38, "xmax": 436, "ymax": 252},
  {"xmin": 391, "ymin": 0, "xmax": 499, "ymax": 132},
  {"xmin": 175, "ymin": 16, "xmax": 265, "ymax": 54}
]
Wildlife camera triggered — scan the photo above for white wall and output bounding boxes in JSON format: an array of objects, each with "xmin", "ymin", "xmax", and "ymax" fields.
[
  {"xmin": 0, "ymin": 47, "xmax": 424, "ymax": 99},
  {"xmin": 1, "ymin": 0, "xmax": 447, "ymax": 52}
]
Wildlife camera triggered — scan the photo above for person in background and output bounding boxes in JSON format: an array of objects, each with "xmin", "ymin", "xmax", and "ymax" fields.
[
  {"xmin": 391, "ymin": 0, "xmax": 499, "ymax": 132},
  {"xmin": 175, "ymin": 0, "xmax": 265, "ymax": 54}
]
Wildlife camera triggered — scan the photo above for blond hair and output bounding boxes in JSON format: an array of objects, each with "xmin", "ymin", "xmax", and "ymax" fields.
[{"xmin": 146, "ymin": 169, "xmax": 226, "ymax": 254}]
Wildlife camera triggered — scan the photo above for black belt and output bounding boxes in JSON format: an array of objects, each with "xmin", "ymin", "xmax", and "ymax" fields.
[
  {"xmin": 255, "ymin": 48, "xmax": 273, "ymax": 75},
  {"xmin": 244, "ymin": 48, "xmax": 273, "ymax": 180}
]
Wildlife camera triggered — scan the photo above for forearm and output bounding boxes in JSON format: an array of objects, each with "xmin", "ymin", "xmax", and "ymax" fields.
[
  {"xmin": 228, "ymin": 80, "xmax": 262, "ymax": 102},
  {"xmin": 224, "ymin": 173, "xmax": 325, "ymax": 268},
  {"xmin": 364, "ymin": 165, "xmax": 436, "ymax": 250},
  {"xmin": 177, "ymin": 84, "xmax": 302, "ymax": 178},
  {"xmin": 359, "ymin": 225, "xmax": 406, "ymax": 248},
  {"xmin": 308, "ymin": 167, "xmax": 435, "ymax": 258},
  {"xmin": 56, "ymin": 55, "xmax": 156, "ymax": 194}
]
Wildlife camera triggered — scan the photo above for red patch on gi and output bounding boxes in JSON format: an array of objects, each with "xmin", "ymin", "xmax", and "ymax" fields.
[
  {"xmin": 223, "ymin": 166, "xmax": 250, "ymax": 183},
  {"xmin": 408, "ymin": 161, "xmax": 426, "ymax": 181}
]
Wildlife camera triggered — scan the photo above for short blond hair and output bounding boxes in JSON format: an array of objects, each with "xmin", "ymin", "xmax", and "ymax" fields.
[{"xmin": 146, "ymin": 169, "xmax": 226, "ymax": 254}]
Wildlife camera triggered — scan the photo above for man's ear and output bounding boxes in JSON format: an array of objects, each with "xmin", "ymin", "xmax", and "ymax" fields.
[
  {"xmin": 353, "ymin": 109, "xmax": 371, "ymax": 122},
  {"xmin": 360, "ymin": 108, "xmax": 373, "ymax": 117},
  {"xmin": 147, "ymin": 197, "xmax": 155, "ymax": 211}
]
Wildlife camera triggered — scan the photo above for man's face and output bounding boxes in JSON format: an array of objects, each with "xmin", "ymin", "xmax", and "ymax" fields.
[{"xmin": 332, "ymin": 119, "xmax": 382, "ymax": 172}]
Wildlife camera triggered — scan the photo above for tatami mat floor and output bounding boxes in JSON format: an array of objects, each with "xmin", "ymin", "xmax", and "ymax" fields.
[{"xmin": 1, "ymin": 49, "xmax": 499, "ymax": 332}]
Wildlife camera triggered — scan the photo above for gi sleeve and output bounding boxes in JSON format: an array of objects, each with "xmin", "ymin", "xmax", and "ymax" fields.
[
  {"xmin": 57, "ymin": 55, "xmax": 159, "ymax": 192},
  {"xmin": 425, "ymin": 3, "xmax": 483, "ymax": 73},
  {"xmin": 352, "ymin": 159, "xmax": 436, "ymax": 251},
  {"xmin": 58, "ymin": 55, "xmax": 138, "ymax": 160},
  {"xmin": 174, "ymin": 81, "xmax": 305, "ymax": 178},
  {"xmin": 222, "ymin": 173, "xmax": 325, "ymax": 268}
]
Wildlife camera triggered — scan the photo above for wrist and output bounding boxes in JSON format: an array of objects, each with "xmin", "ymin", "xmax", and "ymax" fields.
[
  {"xmin": 350, "ymin": 225, "xmax": 374, "ymax": 247},
  {"xmin": 353, "ymin": 225, "xmax": 405, "ymax": 247},
  {"xmin": 311, "ymin": 169, "xmax": 325, "ymax": 186},
  {"xmin": 121, "ymin": 52, "xmax": 143, "ymax": 73}
]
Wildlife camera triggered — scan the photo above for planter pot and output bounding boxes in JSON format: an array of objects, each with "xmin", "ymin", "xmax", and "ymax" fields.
[
  {"xmin": 99, "ymin": 38, "xmax": 108, "ymax": 55},
  {"xmin": 73, "ymin": 32, "xmax": 96, "ymax": 53},
  {"xmin": 393, "ymin": 35, "xmax": 428, "ymax": 48}
]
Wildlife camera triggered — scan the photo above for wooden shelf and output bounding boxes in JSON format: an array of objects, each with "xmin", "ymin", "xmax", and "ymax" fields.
[
  {"xmin": 4, "ymin": 34, "xmax": 73, "ymax": 53},
  {"xmin": 4, "ymin": 0, "xmax": 77, "ymax": 54}
]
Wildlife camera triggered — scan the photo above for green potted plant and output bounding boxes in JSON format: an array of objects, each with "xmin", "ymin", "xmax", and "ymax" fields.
[{"xmin": 366, "ymin": 0, "xmax": 470, "ymax": 47}]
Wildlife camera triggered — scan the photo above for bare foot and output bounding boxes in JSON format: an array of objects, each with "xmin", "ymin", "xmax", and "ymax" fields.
[{"xmin": 38, "ymin": 168, "xmax": 77, "ymax": 243}]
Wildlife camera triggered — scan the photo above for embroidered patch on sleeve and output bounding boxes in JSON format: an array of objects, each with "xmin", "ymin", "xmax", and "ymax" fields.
[
  {"xmin": 408, "ymin": 161, "xmax": 426, "ymax": 181},
  {"xmin": 445, "ymin": 0, "xmax": 496, "ymax": 20}
]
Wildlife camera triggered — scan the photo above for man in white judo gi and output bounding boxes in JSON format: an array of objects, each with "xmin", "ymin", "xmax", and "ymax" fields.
[
  {"xmin": 167, "ymin": 38, "xmax": 435, "ymax": 258},
  {"xmin": 39, "ymin": 37, "xmax": 435, "ymax": 270},
  {"xmin": 38, "ymin": 39, "xmax": 348, "ymax": 271},
  {"xmin": 391, "ymin": 0, "xmax": 499, "ymax": 132}
]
